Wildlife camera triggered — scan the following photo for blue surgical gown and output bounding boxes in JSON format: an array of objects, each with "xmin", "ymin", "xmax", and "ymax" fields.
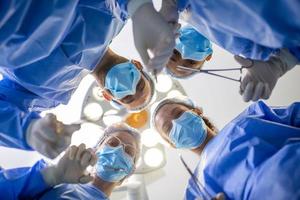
[
  {"xmin": 0, "ymin": 160, "xmax": 50, "ymax": 199},
  {"xmin": 0, "ymin": 0, "xmax": 127, "ymax": 149},
  {"xmin": 178, "ymin": 0, "xmax": 300, "ymax": 61},
  {"xmin": 0, "ymin": 160, "xmax": 108, "ymax": 200},
  {"xmin": 185, "ymin": 101, "xmax": 300, "ymax": 200}
]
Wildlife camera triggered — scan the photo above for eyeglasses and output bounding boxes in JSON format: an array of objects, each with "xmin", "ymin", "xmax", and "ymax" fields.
[
  {"xmin": 179, "ymin": 155, "xmax": 213, "ymax": 200},
  {"xmin": 176, "ymin": 65, "xmax": 252, "ymax": 83},
  {"xmin": 105, "ymin": 135, "xmax": 137, "ymax": 159}
]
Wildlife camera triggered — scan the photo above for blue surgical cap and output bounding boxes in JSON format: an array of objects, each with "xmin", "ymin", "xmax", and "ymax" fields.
[{"xmin": 175, "ymin": 26, "xmax": 213, "ymax": 61}]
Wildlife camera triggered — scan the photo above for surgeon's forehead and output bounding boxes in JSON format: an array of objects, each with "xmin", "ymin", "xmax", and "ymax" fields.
[{"xmin": 105, "ymin": 131, "xmax": 138, "ymax": 148}]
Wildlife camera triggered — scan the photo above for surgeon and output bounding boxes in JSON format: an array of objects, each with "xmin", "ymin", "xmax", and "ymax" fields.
[
  {"xmin": 92, "ymin": 48, "xmax": 155, "ymax": 112},
  {"xmin": 0, "ymin": 123, "xmax": 141, "ymax": 200},
  {"xmin": 158, "ymin": 0, "xmax": 300, "ymax": 101},
  {"xmin": 0, "ymin": 1, "xmax": 154, "ymax": 159},
  {"xmin": 152, "ymin": 96, "xmax": 300, "ymax": 200},
  {"xmin": 165, "ymin": 26, "xmax": 213, "ymax": 79},
  {"xmin": 0, "ymin": 0, "xmax": 177, "ymax": 80},
  {"xmin": 0, "ymin": 48, "xmax": 153, "ymax": 159}
]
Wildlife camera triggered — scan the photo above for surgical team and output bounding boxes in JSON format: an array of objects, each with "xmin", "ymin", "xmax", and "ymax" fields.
[{"xmin": 0, "ymin": 0, "xmax": 299, "ymax": 199}]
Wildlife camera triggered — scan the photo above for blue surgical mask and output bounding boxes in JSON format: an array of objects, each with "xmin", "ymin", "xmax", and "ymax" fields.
[
  {"xmin": 96, "ymin": 145, "xmax": 134, "ymax": 182},
  {"xmin": 105, "ymin": 62, "xmax": 141, "ymax": 99},
  {"xmin": 175, "ymin": 26, "xmax": 212, "ymax": 61},
  {"xmin": 170, "ymin": 111, "xmax": 207, "ymax": 149}
]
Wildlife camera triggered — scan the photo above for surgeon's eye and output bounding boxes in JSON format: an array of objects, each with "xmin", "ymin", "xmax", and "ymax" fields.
[
  {"xmin": 106, "ymin": 137, "xmax": 121, "ymax": 147},
  {"xmin": 163, "ymin": 123, "xmax": 172, "ymax": 134},
  {"xmin": 137, "ymin": 78, "xmax": 145, "ymax": 91},
  {"xmin": 173, "ymin": 49, "xmax": 181, "ymax": 57},
  {"xmin": 124, "ymin": 145, "xmax": 136, "ymax": 158},
  {"xmin": 186, "ymin": 59, "xmax": 197, "ymax": 65},
  {"xmin": 171, "ymin": 107, "xmax": 184, "ymax": 119}
]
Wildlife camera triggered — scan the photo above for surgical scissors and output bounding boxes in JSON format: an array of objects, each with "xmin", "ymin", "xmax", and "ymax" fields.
[
  {"xmin": 179, "ymin": 155, "xmax": 213, "ymax": 200},
  {"xmin": 176, "ymin": 65, "xmax": 252, "ymax": 83}
]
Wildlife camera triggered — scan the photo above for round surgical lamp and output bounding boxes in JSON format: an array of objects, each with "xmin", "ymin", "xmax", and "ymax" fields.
[
  {"xmin": 80, "ymin": 74, "xmax": 186, "ymax": 172},
  {"xmin": 79, "ymin": 73, "xmax": 186, "ymax": 177}
]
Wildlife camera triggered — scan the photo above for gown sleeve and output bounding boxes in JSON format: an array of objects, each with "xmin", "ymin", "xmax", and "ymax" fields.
[
  {"xmin": 0, "ymin": 78, "xmax": 41, "ymax": 150},
  {"xmin": 0, "ymin": 160, "xmax": 51, "ymax": 200},
  {"xmin": 244, "ymin": 139, "xmax": 300, "ymax": 200},
  {"xmin": 0, "ymin": 0, "xmax": 79, "ymax": 69}
]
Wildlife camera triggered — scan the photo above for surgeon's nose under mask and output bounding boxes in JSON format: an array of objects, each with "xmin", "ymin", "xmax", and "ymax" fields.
[
  {"xmin": 170, "ymin": 111, "xmax": 207, "ymax": 149},
  {"xmin": 105, "ymin": 62, "xmax": 141, "ymax": 99},
  {"xmin": 96, "ymin": 145, "xmax": 134, "ymax": 182}
]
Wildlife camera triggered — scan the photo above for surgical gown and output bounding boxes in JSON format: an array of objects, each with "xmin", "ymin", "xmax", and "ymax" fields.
[
  {"xmin": 0, "ymin": 0, "xmax": 127, "ymax": 149},
  {"xmin": 185, "ymin": 101, "xmax": 300, "ymax": 200},
  {"xmin": 0, "ymin": 160, "xmax": 108, "ymax": 200},
  {"xmin": 178, "ymin": 0, "xmax": 300, "ymax": 61}
]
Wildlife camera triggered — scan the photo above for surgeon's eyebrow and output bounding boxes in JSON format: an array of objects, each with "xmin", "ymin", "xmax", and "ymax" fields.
[
  {"xmin": 171, "ymin": 107, "xmax": 184, "ymax": 120},
  {"xmin": 162, "ymin": 121, "xmax": 172, "ymax": 135}
]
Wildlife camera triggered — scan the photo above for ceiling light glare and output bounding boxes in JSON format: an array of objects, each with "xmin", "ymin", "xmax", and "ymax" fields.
[
  {"xmin": 144, "ymin": 148, "xmax": 164, "ymax": 167},
  {"xmin": 167, "ymin": 90, "xmax": 182, "ymax": 98},
  {"xmin": 155, "ymin": 74, "xmax": 172, "ymax": 93},
  {"xmin": 141, "ymin": 129, "xmax": 159, "ymax": 147},
  {"xmin": 92, "ymin": 86, "xmax": 105, "ymax": 101},
  {"xmin": 71, "ymin": 122, "xmax": 104, "ymax": 147},
  {"xmin": 149, "ymin": 91, "xmax": 157, "ymax": 105},
  {"xmin": 83, "ymin": 103, "xmax": 103, "ymax": 121},
  {"xmin": 103, "ymin": 109, "xmax": 123, "ymax": 126}
]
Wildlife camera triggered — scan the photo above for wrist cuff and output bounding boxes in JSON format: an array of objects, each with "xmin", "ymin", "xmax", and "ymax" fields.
[{"xmin": 278, "ymin": 48, "xmax": 299, "ymax": 71}]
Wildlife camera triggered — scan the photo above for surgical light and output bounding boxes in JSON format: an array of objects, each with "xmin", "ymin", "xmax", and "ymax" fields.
[
  {"xmin": 168, "ymin": 90, "xmax": 183, "ymax": 98},
  {"xmin": 144, "ymin": 148, "xmax": 164, "ymax": 167},
  {"xmin": 71, "ymin": 122, "xmax": 103, "ymax": 147},
  {"xmin": 155, "ymin": 74, "xmax": 172, "ymax": 93},
  {"xmin": 141, "ymin": 129, "xmax": 159, "ymax": 147},
  {"xmin": 80, "ymin": 72, "xmax": 186, "ymax": 176},
  {"xmin": 103, "ymin": 109, "xmax": 123, "ymax": 126},
  {"xmin": 83, "ymin": 103, "xmax": 103, "ymax": 121}
]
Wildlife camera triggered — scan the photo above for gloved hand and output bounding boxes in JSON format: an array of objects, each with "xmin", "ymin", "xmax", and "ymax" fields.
[
  {"xmin": 235, "ymin": 49, "xmax": 298, "ymax": 102},
  {"xmin": 26, "ymin": 113, "xmax": 81, "ymax": 159},
  {"xmin": 159, "ymin": 0, "xmax": 181, "ymax": 39},
  {"xmin": 129, "ymin": 1, "xmax": 177, "ymax": 73},
  {"xmin": 41, "ymin": 143, "xmax": 97, "ymax": 186},
  {"xmin": 159, "ymin": 0, "xmax": 179, "ymax": 25}
]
